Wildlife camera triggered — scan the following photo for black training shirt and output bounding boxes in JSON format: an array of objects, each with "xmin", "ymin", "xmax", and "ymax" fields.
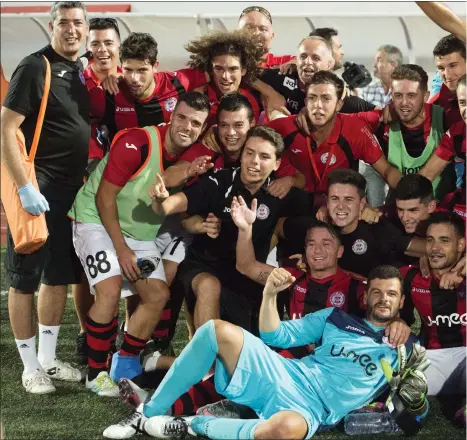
[
  {"xmin": 260, "ymin": 69, "xmax": 376, "ymax": 115},
  {"xmin": 4, "ymin": 45, "xmax": 90, "ymax": 187},
  {"xmin": 183, "ymin": 168, "xmax": 313, "ymax": 266},
  {"xmin": 282, "ymin": 217, "xmax": 413, "ymax": 277}
]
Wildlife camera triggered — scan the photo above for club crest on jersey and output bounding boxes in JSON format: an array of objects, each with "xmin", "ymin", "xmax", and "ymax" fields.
[
  {"xmin": 79, "ymin": 70, "xmax": 85, "ymax": 85},
  {"xmin": 352, "ymin": 239, "xmax": 367, "ymax": 255},
  {"xmin": 257, "ymin": 203, "xmax": 270, "ymax": 220},
  {"xmin": 320, "ymin": 152, "xmax": 336, "ymax": 165},
  {"xmin": 164, "ymin": 97, "xmax": 177, "ymax": 112},
  {"xmin": 330, "ymin": 291, "xmax": 345, "ymax": 307}
]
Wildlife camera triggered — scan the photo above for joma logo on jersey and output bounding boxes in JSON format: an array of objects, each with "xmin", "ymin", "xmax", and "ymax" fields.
[
  {"xmin": 283, "ymin": 77, "xmax": 297, "ymax": 90},
  {"xmin": 427, "ymin": 313, "xmax": 467, "ymax": 327},
  {"xmin": 294, "ymin": 285, "xmax": 307, "ymax": 293},
  {"xmin": 116, "ymin": 107, "xmax": 135, "ymax": 112},
  {"xmin": 345, "ymin": 325, "xmax": 366, "ymax": 335},
  {"xmin": 330, "ymin": 345, "xmax": 378, "ymax": 377}
]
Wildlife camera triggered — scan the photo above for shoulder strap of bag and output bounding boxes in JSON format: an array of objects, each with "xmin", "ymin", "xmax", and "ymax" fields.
[{"xmin": 27, "ymin": 55, "xmax": 51, "ymax": 162}]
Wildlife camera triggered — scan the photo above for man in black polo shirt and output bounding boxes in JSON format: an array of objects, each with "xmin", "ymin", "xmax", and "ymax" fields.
[
  {"xmin": 151, "ymin": 126, "xmax": 311, "ymax": 334},
  {"xmin": 260, "ymin": 36, "xmax": 375, "ymax": 115},
  {"xmin": 282, "ymin": 169, "xmax": 426, "ymax": 278},
  {"xmin": 1, "ymin": 0, "xmax": 90, "ymax": 393}
]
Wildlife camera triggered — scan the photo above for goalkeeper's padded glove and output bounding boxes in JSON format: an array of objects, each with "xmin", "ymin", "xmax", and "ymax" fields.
[{"xmin": 381, "ymin": 343, "xmax": 430, "ymax": 413}]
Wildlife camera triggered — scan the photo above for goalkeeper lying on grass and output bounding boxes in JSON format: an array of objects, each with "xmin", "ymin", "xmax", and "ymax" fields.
[{"xmin": 105, "ymin": 264, "xmax": 429, "ymax": 440}]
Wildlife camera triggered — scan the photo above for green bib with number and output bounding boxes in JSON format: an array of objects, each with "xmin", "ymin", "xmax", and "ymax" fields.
[
  {"xmin": 387, "ymin": 104, "xmax": 444, "ymax": 192},
  {"xmin": 69, "ymin": 126, "xmax": 165, "ymax": 241}
]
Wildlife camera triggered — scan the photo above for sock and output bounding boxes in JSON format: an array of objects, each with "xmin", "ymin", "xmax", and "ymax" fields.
[
  {"xmin": 171, "ymin": 376, "xmax": 222, "ymax": 416},
  {"xmin": 16, "ymin": 336, "xmax": 42, "ymax": 375},
  {"xmin": 85, "ymin": 315, "xmax": 114, "ymax": 381},
  {"xmin": 37, "ymin": 324, "xmax": 60, "ymax": 366},
  {"xmin": 191, "ymin": 416, "xmax": 263, "ymax": 440},
  {"xmin": 143, "ymin": 319, "xmax": 218, "ymax": 418},
  {"xmin": 120, "ymin": 333, "xmax": 146, "ymax": 357},
  {"xmin": 152, "ymin": 304, "xmax": 171, "ymax": 339}
]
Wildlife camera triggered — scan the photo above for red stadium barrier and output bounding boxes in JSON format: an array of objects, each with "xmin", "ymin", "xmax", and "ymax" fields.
[{"xmin": 1, "ymin": 4, "xmax": 132, "ymax": 13}]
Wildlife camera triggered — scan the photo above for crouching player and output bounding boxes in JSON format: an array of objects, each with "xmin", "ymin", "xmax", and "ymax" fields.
[
  {"xmin": 127, "ymin": 265, "xmax": 429, "ymax": 439},
  {"xmin": 68, "ymin": 122, "xmax": 177, "ymax": 395}
]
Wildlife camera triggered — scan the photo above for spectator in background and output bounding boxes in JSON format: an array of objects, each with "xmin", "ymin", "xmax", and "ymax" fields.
[
  {"xmin": 237, "ymin": 5, "xmax": 295, "ymax": 68},
  {"xmin": 309, "ymin": 28, "xmax": 345, "ymax": 71},
  {"xmin": 0, "ymin": 0, "xmax": 89, "ymax": 394},
  {"xmin": 357, "ymin": 45, "xmax": 403, "ymax": 207},
  {"xmin": 359, "ymin": 45, "xmax": 403, "ymax": 107}
]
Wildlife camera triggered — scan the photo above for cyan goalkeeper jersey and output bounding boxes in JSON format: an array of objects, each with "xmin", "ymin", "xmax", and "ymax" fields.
[{"xmin": 260, "ymin": 307, "xmax": 418, "ymax": 426}]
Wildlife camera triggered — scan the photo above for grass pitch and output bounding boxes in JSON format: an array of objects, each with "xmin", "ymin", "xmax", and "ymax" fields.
[{"xmin": 0, "ymin": 247, "xmax": 465, "ymax": 439}]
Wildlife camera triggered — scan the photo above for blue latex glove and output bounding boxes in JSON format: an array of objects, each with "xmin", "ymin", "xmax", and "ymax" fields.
[{"xmin": 17, "ymin": 183, "xmax": 49, "ymax": 215}]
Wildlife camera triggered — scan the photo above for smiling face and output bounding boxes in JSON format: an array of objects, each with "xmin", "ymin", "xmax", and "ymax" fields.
[
  {"xmin": 121, "ymin": 58, "xmax": 157, "ymax": 100},
  {"xmin": 426, "ymin": 223, "xmax": 465, "ymax": 272},
  {"xmin": 396, "ymin": 198, "xmax": 435, "ymax": 234},
  {"xmin": 364, "ymin": 278, "xmax": 404, "ymax": 324},
  {"xmin": 297, "ymin": 39, "xmax": 333, "ymax": 85},
  {"xmin": 305, "ymin": 227, "xmax": 343, "ymax": 273},
  {"xmin": 391, "ymin": 79, "xmax": 426, "ymax": 126},
  {"xmin": 168, "ymin": 101, "xmax": 208, "ymax": 149},
  {"xmin": 89, "ymin": 28, "xmax": 120, "ymax": 73},
  {"xmin": 49, "ymin": 7, "xmax": 88, "ymax": 60},
  {"xmin": 327, "ymin": 183, "xmax": 365, "ymax": 233},
  {"xmin": 240, "ymin": 136, "xmax": 280, "ymax": 186},
  {"xmin": 211, "ymin": 54, "xmax": 246, "ymax": 95},
  {"xmin": 436, "ymin": 52, "xmax": 466, "ymax": 92},
  {"xmin": 218, "ymin": 107, "xmax": 253, "ymax": 155}
]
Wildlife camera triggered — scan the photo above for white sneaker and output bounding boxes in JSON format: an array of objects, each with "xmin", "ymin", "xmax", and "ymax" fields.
[
  {"xmin": 86, "ymin": 371, "xmax": 119, "ymax": 397},
  {"xmin": 42, "ymin": 359, "xmax": 85, "ymax": 382},
  {"xmin": 22, "ymin": 369, "xmax": 56, "ymax": 394},
  {"xmin": 143, "ymin": 416, "xmax": 195, "ymax": 438},
  {"xmin": 103, "ymin": 410, "xmax": 147, "ymax": 439}
]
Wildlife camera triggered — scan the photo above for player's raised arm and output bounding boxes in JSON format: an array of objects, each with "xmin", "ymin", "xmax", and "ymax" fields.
[{"xmin": 232, "ymin": 196, "xmax": 275, "ymax": 285}]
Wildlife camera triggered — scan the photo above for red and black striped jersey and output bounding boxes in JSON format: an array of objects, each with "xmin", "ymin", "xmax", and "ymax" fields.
[
  {"xmin": 400, "ymin": 266, "xmax": 466, "ymax": 349},
  {"xmin": 286, "ymin": 266, "xmax": 364, "ymax": 319},
  {"xmin": 95, "ymin": 69, "xmax": 207, "ymax": 141}
]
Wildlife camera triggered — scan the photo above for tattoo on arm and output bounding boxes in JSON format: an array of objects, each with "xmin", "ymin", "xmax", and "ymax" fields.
[{"xmin": 257, "ymin": 270, "xmax": 271, "ymax": 283}]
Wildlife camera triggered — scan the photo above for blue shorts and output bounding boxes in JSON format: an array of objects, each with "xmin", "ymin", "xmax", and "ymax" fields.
[{"xmin": 214, "ymin": 328, "xmax": 326, "ymax": 439}]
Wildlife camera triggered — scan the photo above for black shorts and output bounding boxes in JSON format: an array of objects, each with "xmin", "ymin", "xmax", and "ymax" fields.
[
  {"xmin": 5, "ymin": 178, "xmax": 83, "ymax": 293},
  {"xmin": 175, "ymin": 256, "xmax": 262, "ymax": 335}
]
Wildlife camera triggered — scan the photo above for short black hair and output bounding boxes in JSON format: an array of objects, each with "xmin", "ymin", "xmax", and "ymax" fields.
[
  {"xmin": 433, "ymin": 34, "xmax": 466, "ymax": 60},
  {"xmin": 89, "ymin": 17, "xmax": 120, "ymax": 39},
  {"xmin": 120, "ymin": 32, "xmax": 158, "ymax": 65},
  {"xmin": 391, "ymin": 64, "xmax": 429, "ymax": 92},
  {"xmin": 426, "ymin": 211, "xmax": 466, "ymax": 239},
  {"xmin": 305, "ymin": 219, "xmax": 343, "ymax": 246},
  {"xmin": 309, "ymin": 28, "xmax": 338, "ymax": 43},
  {"xmin": 245, "ymin": 126, "xmax": 284, "ymax": 159},
  {"xmin": 367, "ymin": 265, "xmax": 403, "ymax": 292},
  {"xmin": 174, "ymin": 91, "xmax": 210, "ymax": 115},
  {"xmin": 327, "ymin": 169, "xmax": 367, "ymax": 199},
  {"xmin": 217, "ymin": 93, "xmax": 254, "ymax": 124},
  {"xmin": 395, "ymin": 174, "xmax": 434, "ymax": 205},
  {"xmin": 305, "ymin": 70, "xmax": 345, "ymax": 101}
]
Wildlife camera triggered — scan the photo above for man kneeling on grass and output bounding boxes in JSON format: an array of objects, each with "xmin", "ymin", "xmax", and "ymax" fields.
[{"xmin": 109, "ymin": 265, "xmax": 429, "ymax": 439}]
